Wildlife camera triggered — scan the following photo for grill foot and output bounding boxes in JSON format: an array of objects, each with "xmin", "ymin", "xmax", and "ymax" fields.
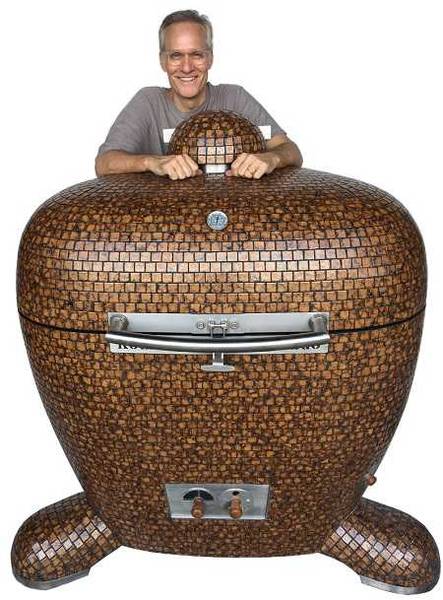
[
  {"xmin": 11, "ymin": 492, "xmax": 120, "ymax": 589},
  {"xmin": 360, "ymin": 575, "xmax": 437, "ymax": 595},
  {"xmin": 14, "ymin": 568, "xmax": 90, "ymax": 590},
  {"xmin": 321, "ymin": 497, "xmax": 440, "ymax": 594}
]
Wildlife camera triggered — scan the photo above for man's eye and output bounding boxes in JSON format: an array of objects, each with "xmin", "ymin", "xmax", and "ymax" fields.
[
  {"xmin": 192, "ymin": 52, "xmax": 204, "ymax": 60},
  {"xmin": 170, "ymin": 53, "xmax": 182, "ymax": 61}
]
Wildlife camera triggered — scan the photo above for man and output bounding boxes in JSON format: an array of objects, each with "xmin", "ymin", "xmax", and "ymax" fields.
[{"xmin": 95, "ymin": 10, "xmax": 302, "ymax": 180}]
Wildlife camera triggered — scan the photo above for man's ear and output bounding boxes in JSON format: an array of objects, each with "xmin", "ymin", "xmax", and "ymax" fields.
[
  {"xmin": 208, "ymin": 52, "xmax": 214, "ymax": 70},
  {"xmin": 159, "ymin": 53, "xmax": 167, "ymax": 72}
]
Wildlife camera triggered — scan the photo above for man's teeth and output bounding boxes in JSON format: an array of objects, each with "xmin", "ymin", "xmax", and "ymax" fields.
[{"xmin": 179, "ymin": 77, "xmax": 196, "ymax": 81}]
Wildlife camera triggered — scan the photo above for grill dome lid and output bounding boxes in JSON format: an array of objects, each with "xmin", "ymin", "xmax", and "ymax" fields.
[{"xmin": 17, "ymin": 112, "xmax": 426, "ymax": 333}]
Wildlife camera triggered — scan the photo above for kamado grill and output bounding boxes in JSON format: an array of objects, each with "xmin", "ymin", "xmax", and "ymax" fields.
[{"xmin": 12, "ymin": 111, "xmax": 440, "ymax": 593}]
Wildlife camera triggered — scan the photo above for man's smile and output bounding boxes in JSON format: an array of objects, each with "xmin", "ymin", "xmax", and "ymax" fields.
[{"xmin": 176, "ymin": 76, "xmax": 199, "ymax": 82}]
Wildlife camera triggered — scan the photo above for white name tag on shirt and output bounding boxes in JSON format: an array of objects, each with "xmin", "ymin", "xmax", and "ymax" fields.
[{"xmin": 162, "ymin": 125, "xmax": 272, "ymax": 143}]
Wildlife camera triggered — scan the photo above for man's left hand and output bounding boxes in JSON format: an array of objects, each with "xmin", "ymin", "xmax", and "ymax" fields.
[{"xmin": 226, "ymin": 152, "xmax": 279, "ymax": 179}]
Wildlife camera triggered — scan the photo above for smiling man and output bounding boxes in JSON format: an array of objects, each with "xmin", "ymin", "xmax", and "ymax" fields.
[{"xmin": 95, "ymin": 10, "xmax": 302, "ymax": 180}]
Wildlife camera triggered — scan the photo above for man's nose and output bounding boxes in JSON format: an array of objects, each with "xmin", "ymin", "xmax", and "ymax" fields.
[{"xmin": 181, "ymin": 55, "xmax": 193, "ymax": 72}]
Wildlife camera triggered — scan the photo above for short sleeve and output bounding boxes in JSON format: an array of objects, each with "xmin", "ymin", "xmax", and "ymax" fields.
[
  {"xmin": 232, "ymin": 86, "xmax": 286, "ymax": 139},
  {"xmin": 97, "ymin": 89, "xmax": 151, "ymax": 156}
]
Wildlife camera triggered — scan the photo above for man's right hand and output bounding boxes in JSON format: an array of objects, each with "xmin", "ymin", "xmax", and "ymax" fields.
[
  {"xmin": 149, "ymin": 155, "xmax": 202, "ymax": 180},
  {"xmin": 95, "ymin": 150, "xmax": 202, "ymax": 179}
]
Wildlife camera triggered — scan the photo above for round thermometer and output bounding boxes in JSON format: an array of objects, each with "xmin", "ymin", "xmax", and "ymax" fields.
[{"xmin": 207, "ymin": 210, "xmax": 229, "ymax": 231}]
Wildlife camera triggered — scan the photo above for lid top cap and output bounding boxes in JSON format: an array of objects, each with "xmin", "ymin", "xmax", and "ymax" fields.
[{"xmin": 168, "ymin": 110, "xmax": 266, "ymax": 171}]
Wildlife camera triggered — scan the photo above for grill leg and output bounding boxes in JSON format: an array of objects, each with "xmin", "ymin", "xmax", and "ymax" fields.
[
  {"xmin": 321, "ymin": 497, "xmax": 440, "ymax": 594},
  {"xmin": 11, "ymin": 492, "xmax": 120, "ymax": 589}
]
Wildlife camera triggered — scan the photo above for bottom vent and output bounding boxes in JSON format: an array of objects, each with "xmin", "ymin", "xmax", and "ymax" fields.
[{"xmin": 165, "ymin": 483, "xmax": 269, "ymax": 520}]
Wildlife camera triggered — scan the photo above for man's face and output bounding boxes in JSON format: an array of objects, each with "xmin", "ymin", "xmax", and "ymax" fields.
[{"xmin": 160, "ymin": 22, "xmax": 213, "ymax": 103}]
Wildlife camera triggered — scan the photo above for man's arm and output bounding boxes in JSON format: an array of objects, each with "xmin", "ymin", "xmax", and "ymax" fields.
[
  {"xmin": 265, "ymin": 133, "xmax": 303, "ymax": 169},
  {"xmin": 95, "ymin": 150, "xmax": 201, "ymax": 180},
  {"xmin": 95, "ymin": 88, "xmax": 201, "ymax": 180},
  {"xmin": 227, "ymin": 133, "xmax": 303, "ymax": 179},
  {"xmin": 95, "ymin": 151, "xmax": 150, "ymax": 176}
]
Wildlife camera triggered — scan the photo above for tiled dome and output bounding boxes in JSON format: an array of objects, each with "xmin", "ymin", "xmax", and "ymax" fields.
[{"xmin": 168, "ymin": 110, "xmax": 266, "ymax": 168}]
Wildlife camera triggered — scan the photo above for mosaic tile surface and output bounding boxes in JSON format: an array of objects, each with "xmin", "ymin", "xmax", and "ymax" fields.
[
  {"xmin": 18, "ymin": 315, "xmax": 423, "ymax": 556},
  {"xmin": 17, "ymin": 168, "xmax": 426, "ymax": 332},
  {"xmin": 11, "ymin": 492, "xmax": 119, "ymax": 586},
  {"xmin": 13, "ymin": 113, "xmax": 437, "ymax": 588},
  {"xmin": 322, "ymin": 498, "xmax": 440, "ymax": 592},
  {"xmin": 168, "ymin": 110, "xmax": 265, "ymax": 165}
]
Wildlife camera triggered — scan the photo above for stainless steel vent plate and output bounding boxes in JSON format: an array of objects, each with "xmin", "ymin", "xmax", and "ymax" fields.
[{"xmin": 165, "ymin": 483, "xmax": 270, "ymax": 520}]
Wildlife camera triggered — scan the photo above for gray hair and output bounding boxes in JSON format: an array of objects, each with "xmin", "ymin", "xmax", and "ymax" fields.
[{"xmin": 159, "ymin": 10, "xmax": 213, "ymax": 52}]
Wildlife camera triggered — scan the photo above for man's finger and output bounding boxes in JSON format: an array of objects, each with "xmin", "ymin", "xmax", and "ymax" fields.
[
  {"xmin": 167, "ymin": 164, "xmax": 179, "ymax": 180},
  {"xmin": 176, "ymin": 155, "xmax": 192, "ymax": 178},
  {"xmin": 177, "ymin": 157, "xmax": 192, "ymax": 179},
  {"xmin": 169, "ymin": 158, "xmax": 187, "ymax": 180},
  {"xmin": 180, "ymin": 154, "xmax": 201, "ymax": 177},
  {"xmin": 160, "ymin": 156, "xmax": 178, "ymax": 179},
  {"xmin": 234, "ymin": 153, "xmax": 249, "ymax": 169},
  {"xmin": 253, "ymin": 164, "xmax": 267, "ymax": 179},
  {"xmin": 164, "ymin": 155, "xmax": 186, "ymax": 179},
  {"xmin": 182, "ymin": 154, "xmax": 200, "ymax": 175},
  {"xmin": 237, "ymin": 155, "xmax": 256, "ymax": 177},
  {"xmin": 230, "ymin": 153, "xmax": 249, "ymax": 175}
]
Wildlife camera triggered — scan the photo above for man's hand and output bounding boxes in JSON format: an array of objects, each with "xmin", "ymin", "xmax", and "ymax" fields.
[
  {"xmin": 95, "ymin": 136, "xmax": 301, "ymax": 179},
  {"xmin": 150, "ymin": 155, "xmax": 202, "ymax": 180},
  {"xmin": 226, "ymin": 152, "xmax": 278, "ymax": 179},
  {"xmin": 225, "ymin": 134, "xmax": 303, "ymax": 179},
  {"xmin": 95, "ymin": 151, "xmax": 202, "ymax": 179}
]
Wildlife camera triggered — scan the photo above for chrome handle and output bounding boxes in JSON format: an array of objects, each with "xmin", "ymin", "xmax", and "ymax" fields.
[{"xmin": 105, "ymin": 330, "xmax": 329, "ymax": 354}]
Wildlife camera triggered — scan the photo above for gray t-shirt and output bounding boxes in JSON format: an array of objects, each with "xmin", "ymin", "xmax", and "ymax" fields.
[{"xmin": 97, "ymin": 82, "xmax": 286, "ymax": 156}]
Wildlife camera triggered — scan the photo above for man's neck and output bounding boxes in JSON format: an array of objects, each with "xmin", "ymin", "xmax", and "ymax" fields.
[{"xmin": 170, "ymin": 84, "xmax": 208, "ymax": 113}]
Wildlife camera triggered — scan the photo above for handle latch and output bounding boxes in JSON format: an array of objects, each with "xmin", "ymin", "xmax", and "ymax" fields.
[
  {"xmin": 105, "ymin": 311, "xmax": 330, "ymax": 373},
  {"xmin": 202, "ymin": 319, "xmax": 235, "ymax": 371}
]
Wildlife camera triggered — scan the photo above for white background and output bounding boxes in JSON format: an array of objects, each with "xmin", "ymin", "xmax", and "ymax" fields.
[{"xmin": 1, "ymin": 0, "xmax": 442, "ymax": 597}]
